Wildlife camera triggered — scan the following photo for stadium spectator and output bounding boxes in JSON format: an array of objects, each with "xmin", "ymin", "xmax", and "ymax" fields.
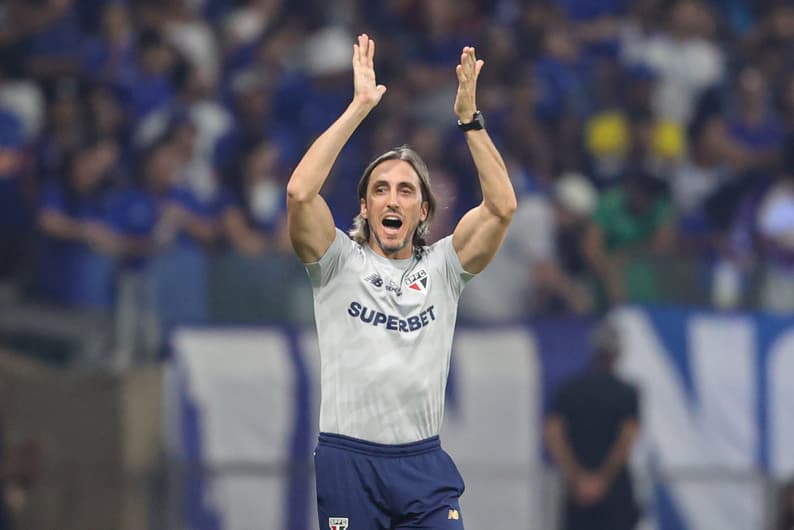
[
  {"xmin": 222, "ymin": 137, "xmax": 290, "ymax": 256},
  {"xmin": 535, "ymin": 18, "xmax": 591, "ymax": 123},
  {"xmin": 405, "ymin": 0, "xmax": 479, "ymax": 126},
  {"xmin": 0, "ymin": 65, "xmax": 44, "ymax": 141},
  {"xmin": 23, "ymin": 0, "xmax": 82, "ymax": 80},
  {"xmin": 557, "ymin": 0, "xmax": 628, "ymax": 58},
  {"xmin": 35, "ymin": 76, "xmax": 87, "ymax": 183},
  {"xmin": 85, "ymin": 82, "xmax": 129, "ymax": 146},
  {"xmin": 532, "ymin": 173, "xmax": 599, "ymax": 315},
  {"xmin": 36, "ymin": 137, "xmax": 121, "ymax": 309},
  {"xmin": 621, "ymin": 0, "xmax": 724, "ymax": 125},
  {"xmin": 544, "ymin": 319, "xmax": 641, "ymax": 530},
  {"xmin": 407, "ymin": 124, "xmax": 461, "ymax": 243},
  {"xmin": 144, "ymin": 119, "xmax": 227, "ymax": 332},
  {"xmin": 459, "ymin": 184, "xmax": 553, "ymax": 322},
  {"xmin": 500, "ymin": 69, "xmax": 554, "ymax": 183},
  {"xmin": 476, "ymin": 22, "xmax": 522, "ymax": 112},
  {"xmin": 123, "ymin": 28, "xmax": 176, "ymax": 120},
  {"xmin": 584, "ymin": 109, "xmax": 631, "ymax": 187},
  {"xmin": 81, "ymin": 1, "xmax": 137, "ymax": 86},
  {"xmin": 158, "ymin": 0, "xmax": 221, "ymax": 88},
  {"xmin": 217, "ymin": 68, "xmax": 299, "ymax": 171},
  {"xmin": 672, "ymin": 114, "xmax": 738, "ymax": 229},
  {"xmin": 135, "ymin": 56, "xmax": 231, "ymax": 172},
  {"xmin": 584, "ymin": 170, "xmax": 675, "ymax": 306},
  {"xmin": 106, "ymin": 138, "xmax": 185, "ymax": 366},
  {"xmin": 727, "ymin": 65, "xmax": 784, "ymax": 167},
  {"xmin": 460, "ymin": 171, "xmax": 597, "ymax": 321},
  {"xmin": 219, "ymin": 0, "xmax": 285, "ymax": 55},
  {"xmin": 730, "ymin": 146, "xmax": 794, "ymax": 313},
  {"xmin": 0, "ymin": 0, "xmax": 791, "ymax": 321}
]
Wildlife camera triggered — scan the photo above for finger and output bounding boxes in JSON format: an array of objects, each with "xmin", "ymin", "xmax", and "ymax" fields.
[
  {"xmin": 465, "ymin": 48, "xmax": 475, "ymax": 74},
  {"xmin": 361, "ymin": 33, "xmax": 369, "ymax": 61},
  {"xmin": 461, "ymin": 51, "xmax": 472, "ymax": 77},
  {"xmin": 475, "ymin": 59, "xmax": 484, "ymax": 77},
  {"xmin": 455, "ymin": 64, "xmax": 465, "ymax": 83},
  {"xmin": 352, "ymin": 44, "xmax": 359, "ymax": 66},
  {"xmin": 368, "ymin": 36, "xmax": 376, "ymax": 67},
  {"xmin": 357, "ymin": 34, "xmax": 366, "ymax": 64}
]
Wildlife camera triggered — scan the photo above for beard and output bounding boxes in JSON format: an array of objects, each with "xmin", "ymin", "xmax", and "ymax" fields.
[{"xmin": 370, "ymin": 221, "xmax": 415, "ymax": 256}]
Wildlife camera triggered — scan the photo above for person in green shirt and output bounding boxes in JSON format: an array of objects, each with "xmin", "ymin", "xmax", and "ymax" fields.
[{"xmin": 584, "ymin": 172, "xmax": 677, "ymax": 306}]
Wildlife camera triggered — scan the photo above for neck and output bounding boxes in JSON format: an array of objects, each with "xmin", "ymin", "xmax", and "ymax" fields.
[{"xmin": 368, "ymin": 234, "xmax": 414, "ymax": 260}]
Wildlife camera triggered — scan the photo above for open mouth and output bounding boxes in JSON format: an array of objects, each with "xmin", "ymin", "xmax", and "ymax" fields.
[{"xmin": 382, "ymin": 216, "xmax": 403, "ymax": 229}]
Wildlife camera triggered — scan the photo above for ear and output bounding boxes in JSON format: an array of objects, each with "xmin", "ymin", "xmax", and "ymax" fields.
[
  {"xmin": 360, "ymin": 197, "xmax": 368, "ymax": 219},
  {"xmin": 420, "ymin": 200, "xmax": 429, "ymax": 222}
]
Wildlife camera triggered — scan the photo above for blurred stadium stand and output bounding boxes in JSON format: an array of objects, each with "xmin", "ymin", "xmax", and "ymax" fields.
[{"xmin": 2, "ymin": 0, "xmax": 794, "ymax": 528}]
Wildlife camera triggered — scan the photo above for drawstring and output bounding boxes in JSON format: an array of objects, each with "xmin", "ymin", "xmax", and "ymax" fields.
[{"xmin": 396, "ymin": 253, "xmax": 420, "ymax": 297}]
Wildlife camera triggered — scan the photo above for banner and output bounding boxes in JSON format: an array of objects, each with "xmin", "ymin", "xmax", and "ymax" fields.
[
  {"xmin": 616, "ymin": 307, "xmax": 794, "ymax": 530},
  {"xmin": 165, "ymin": 307, "xmax": 794, "ymax": 530}
]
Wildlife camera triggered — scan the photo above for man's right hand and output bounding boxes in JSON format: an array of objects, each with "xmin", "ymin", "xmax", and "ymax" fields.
[
  {"xmin": 287, "ymin": 33, "xmax": 385, "ymax": 263},
  {"xmin": 352, "ymin": 34, "xmax": 386, "ymax": 110}
]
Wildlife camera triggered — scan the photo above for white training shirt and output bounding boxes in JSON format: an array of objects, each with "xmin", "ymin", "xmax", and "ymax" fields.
[{"xmin": 306, "ymin": 229, "xmax": 474, "ymax": 444}]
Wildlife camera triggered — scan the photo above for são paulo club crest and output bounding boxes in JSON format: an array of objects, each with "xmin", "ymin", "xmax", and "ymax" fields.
[
  {"xmin": 329, "ymin": 517, "xmax": 348, "ymax": 530},
  {"xmin": 404, "ymin": 267, "xmax": 429, "ymax": 295}
]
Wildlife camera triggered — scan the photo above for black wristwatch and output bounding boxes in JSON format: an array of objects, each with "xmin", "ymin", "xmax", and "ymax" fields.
[{"xmin": 457, "ymin": 110, "xmax": 485, "ymax": 132}]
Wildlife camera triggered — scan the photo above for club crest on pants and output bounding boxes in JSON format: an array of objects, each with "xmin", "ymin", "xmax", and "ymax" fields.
[{"xmin": 329, "ymin": 517, "xmax": 348, "ymax": 530}]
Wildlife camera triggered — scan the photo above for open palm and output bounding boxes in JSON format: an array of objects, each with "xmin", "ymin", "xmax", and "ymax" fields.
[
  {"xmin": 352, "ymin": 34, "xmax": 386, "ymax": 109},
  {"xmin": 454, "ymin": 46, "xmax": 484, "ymax": 121}
]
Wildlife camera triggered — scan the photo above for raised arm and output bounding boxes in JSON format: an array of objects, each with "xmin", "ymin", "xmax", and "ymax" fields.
[
  {"xmin": 286, "ymin": 33, "xmax": 386, "ymax": 263},
  {"xmin": 451, "ymin": 47, "xmax": 517, "ymax": 274}
]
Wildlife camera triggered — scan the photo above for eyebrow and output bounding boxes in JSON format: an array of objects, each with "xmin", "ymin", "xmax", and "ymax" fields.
[{"xmin": 370, "ymin": 179, "xmax": 418, "ymax": 190}]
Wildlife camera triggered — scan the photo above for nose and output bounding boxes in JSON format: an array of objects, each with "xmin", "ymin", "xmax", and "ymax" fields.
[{"xmin": 387, "ymin": 189, "xmax": 399, "ymax": 208}]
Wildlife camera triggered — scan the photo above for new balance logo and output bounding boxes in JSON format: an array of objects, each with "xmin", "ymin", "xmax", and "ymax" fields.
[
  {"xmin": 364, "ymin": 273, "xmax": 383, "ymax": 288},
  {"xmin": 448, "ymin": 509, "xmax": 459, "ymax": 520}
]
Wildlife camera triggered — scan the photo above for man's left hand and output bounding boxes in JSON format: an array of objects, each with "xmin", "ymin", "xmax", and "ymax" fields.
[{"xmin": 454, "ymin": 46, "xmax": 484, "ymax": 122}]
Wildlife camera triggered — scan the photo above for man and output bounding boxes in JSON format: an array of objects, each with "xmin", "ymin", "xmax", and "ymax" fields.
[
  {"xmin": 544, "ymin": 320, "xmax": 641, "ymax": 530},
  {"xmin": 584, "ymin": 171, "xmax": 675, "ymax": 307},
  {"xmin": 531, "ymin": 172, "xmax": 598, "ymax": 315},
  {"xmin": 286, "ymin": 34, "xmax": 516, "ymax": 530}
]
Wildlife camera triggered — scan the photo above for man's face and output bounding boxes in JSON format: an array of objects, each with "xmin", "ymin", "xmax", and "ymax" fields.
[{"xmin": 360, "ymin": 159, "xmax": 429, "ymax": 259}]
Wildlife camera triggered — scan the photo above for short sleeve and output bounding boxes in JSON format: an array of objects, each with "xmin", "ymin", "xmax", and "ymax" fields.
[
  {"xmin": 549, "ymin": 381, "xmax": 575, "ymax": 421},
  {"xmin": 305, "ymin": 228, "xmax": 357, "ymax": 288},
  {"xmin": 434, "ymin": 235, "xmax": 475, "ymax": 298}
]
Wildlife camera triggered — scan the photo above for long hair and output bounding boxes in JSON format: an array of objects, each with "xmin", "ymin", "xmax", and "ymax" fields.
[{"xmin": 349, "ymin": 145, "xmax": 437, "ymax": 252}]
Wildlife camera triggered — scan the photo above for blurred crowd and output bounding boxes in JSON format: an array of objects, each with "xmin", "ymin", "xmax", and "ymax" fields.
[{"xmin": 2, "ymin": 0, "xmax": 794, "ymax": 340}]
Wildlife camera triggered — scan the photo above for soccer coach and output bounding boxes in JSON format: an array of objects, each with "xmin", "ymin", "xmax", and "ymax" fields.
[{"xmin": 287, "ymin": 33, "xmax": 517, "ymax": 530}]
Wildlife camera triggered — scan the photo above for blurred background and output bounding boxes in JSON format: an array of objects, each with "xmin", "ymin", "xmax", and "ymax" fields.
[{"xmin": 1, "ymin": 0, "xmax": 794, "ymax": 528}]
